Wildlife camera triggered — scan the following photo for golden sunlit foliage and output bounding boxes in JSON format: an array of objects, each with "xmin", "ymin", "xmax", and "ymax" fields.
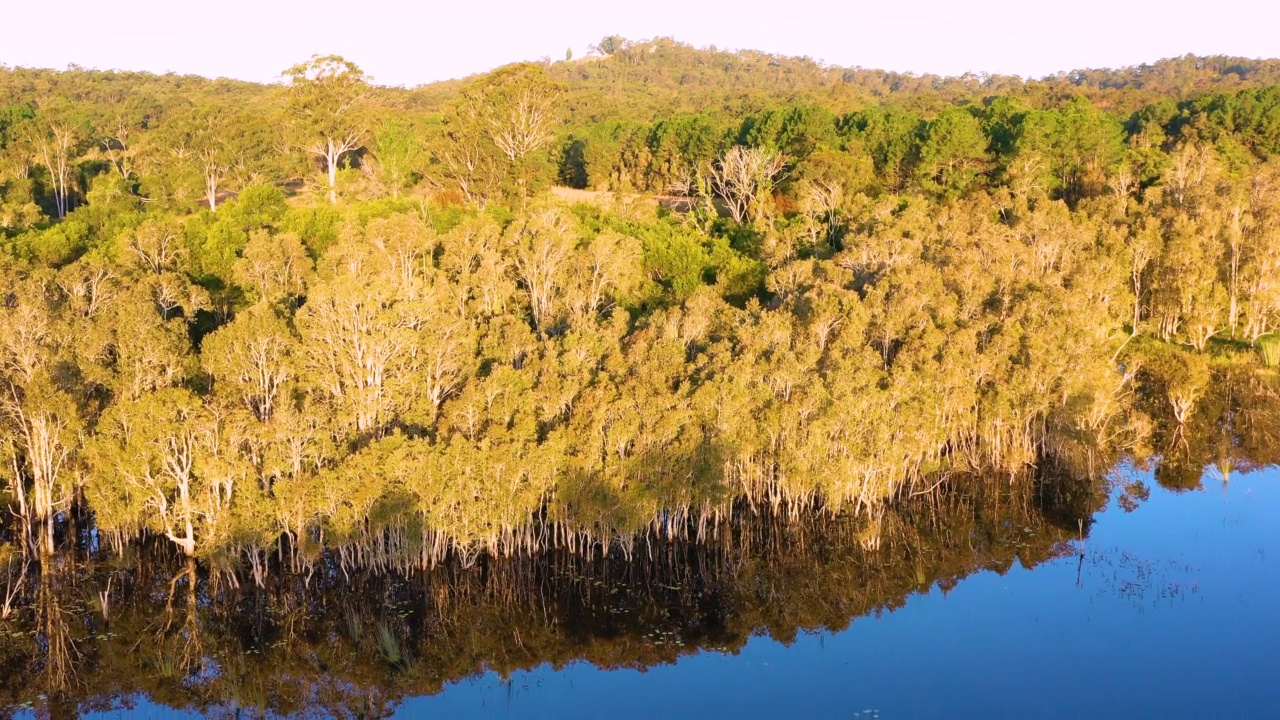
[{"xmin": 1, "ymin": 44, "xmax": 1279, "ymax": 575}]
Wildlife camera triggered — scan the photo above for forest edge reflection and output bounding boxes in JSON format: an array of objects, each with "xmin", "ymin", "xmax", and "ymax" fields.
[{"xmin": 1, "ymin": 366, "xmax": 1276, "ymax": 718}]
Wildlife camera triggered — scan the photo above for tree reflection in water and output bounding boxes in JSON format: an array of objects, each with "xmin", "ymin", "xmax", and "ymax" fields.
[{"xmin": 0, "ymin": 368, "xmax": 1275, "ymax": 719}]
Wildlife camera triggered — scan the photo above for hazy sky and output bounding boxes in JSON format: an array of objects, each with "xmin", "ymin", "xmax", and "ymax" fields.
[{"xmin": 3, "ymin": 0, "xmax": 1278, "ymax": 86}]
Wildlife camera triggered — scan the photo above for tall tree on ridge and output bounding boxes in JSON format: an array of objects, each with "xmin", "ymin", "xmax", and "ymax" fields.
[{"xmin": 283, "ymin": 55, "xmax": 369, "ymax": 205}]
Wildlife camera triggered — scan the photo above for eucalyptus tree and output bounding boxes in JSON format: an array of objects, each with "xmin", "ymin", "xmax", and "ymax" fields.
[
  {"xmin": 444, "ymin": 63, "xmax": 564, "ymax": 201},
  {"xmin": 283, "ymin": 55, "xmax": 369, "ymax": 204},
  {"xmin": 708, "ymin": 145, "xmax": 787, "ymax": 223},
  {"xmin": 22, "ymin": 108, "xmax": 87, "ymax": 219},
  {"xmin": 150, "ymin": 105, "xmax": 270, "ymax": 213}
]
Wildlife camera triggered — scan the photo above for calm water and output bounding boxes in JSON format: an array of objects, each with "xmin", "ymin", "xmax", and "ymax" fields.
[
  {"xmin": 47, "ymin": 465, "xmax": 1278, "ymax": 719},
  {"xmin": 409, "ymin": 468, "xmax": 1280, "ymax": 719}
]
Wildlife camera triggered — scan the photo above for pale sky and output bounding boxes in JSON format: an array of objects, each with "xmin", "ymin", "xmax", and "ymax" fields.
[{"xmin": 2, "ymin": 0, "xmax": 1278, "ymax": 87}]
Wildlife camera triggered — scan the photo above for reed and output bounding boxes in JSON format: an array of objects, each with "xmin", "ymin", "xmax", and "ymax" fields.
[
  {"xmin": 376, "ymin": 622, "xmax": 403, "ymax": 666},
  {"xmin": 1257, "ymin": 334, "xmax": 1280, "ymax": 367}
]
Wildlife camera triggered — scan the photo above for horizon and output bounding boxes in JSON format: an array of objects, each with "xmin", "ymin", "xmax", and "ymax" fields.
[
  {"xmin": 2, "ymin": 0, "xmax": 1278, "ymax": 88},
  {"xmin": 3, "ymin": 41, "xmax": 1278, "ymax": 90}
]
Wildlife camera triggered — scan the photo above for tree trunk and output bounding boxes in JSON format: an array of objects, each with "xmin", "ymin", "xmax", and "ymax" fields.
[
  {"xmin": 1131, "ymin": 274, "xmax": 1142, "ymax": 335},
  {"xmin": 327, "ymin": 139, "xmax": 339, "ymax": 205},
  {"xmin": 41, "ymin": 511, "xmax": 54, "ymax": 557}
]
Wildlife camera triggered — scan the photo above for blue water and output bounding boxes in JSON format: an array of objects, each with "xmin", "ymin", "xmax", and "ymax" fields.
[
  {"xmin": 404, "ymin": 469, "xmax": 1280, "ymax": 719},
  {"xmin": 79, "ymin": 468, "xmax": 1280, "ymax": 719}
]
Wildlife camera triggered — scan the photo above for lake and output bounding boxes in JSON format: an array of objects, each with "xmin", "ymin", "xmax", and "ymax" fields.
[
  {"xmin": 410, "ymin": 467, "xmax": 1280, "ymax": 719},
  {"xmin": 4, "ymin": 461, "xmax": 1275, "ymax": 719}
]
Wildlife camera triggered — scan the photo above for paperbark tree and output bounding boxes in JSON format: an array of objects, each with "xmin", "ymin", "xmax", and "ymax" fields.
[
  {"xmin": 233, "ymin": 230, "xmax": 313, "ymax": 304},
  {"xmin": 0, "ymin": 280, "xmax": 76, "ymax": 556},
  {"xmin": 296, "ymin": 271, "xmax": 416, "ymax": 436},
  {"xmin": 90, "ymin": 389, "xmax": 209, "ymax": 556},
  {"xmin": 0, "ymin": 375, "xmax": 79, "ymax": 556},
  {"xmin": 507, "ymin": 208, "xmax": 576, "ymax": 335},
  {"xmin": 202, "ymin": 307, "xmax": 296, "ymax": 424}
]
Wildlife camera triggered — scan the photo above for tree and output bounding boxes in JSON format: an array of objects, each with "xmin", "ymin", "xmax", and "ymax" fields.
[
  {"xmin": 844, "ymin": 107, "xmax": 923, "ymax": 192},
  {"xmin": 119, "ymin": 219, "xmax": 186, "ymax": 275},
  {"xmin": 371, "ymin": 119, "xmax": 423, "ymax": 199},
  {"xmin": 567, "ymin": 230, "xmax": 642, "ymax": 324},
  {"xmin": 202, "ymin": 306, "xmax": 296, "ymax": 424},
  {"xmin": 0, "ymin": 274, "xmax": 80, "ymax": 556},
  {"xmin": 594, "ymin": 36, "xmax": 627, "ymax": 55},
  {"xmin": 24, "ymin": 115, "xmax": 85, "ymax": 219},
  {"xmin": 89, "ymin": 389, "xmax": 212, "ymax": 556},
  {"xmin": 450, "ymin": 64, "xmax": 564, "ymax": 199},
  {"xmin": 914, "ymin": 108, "xmax": 991, "ymax": 197},
  {"xmin": 507, "ymin": 207, "xmax": 577, "ymax": 334},
  {"xmin": 0, "ymin": 373, "xmax": 80, "ymax": 556},
  {"xmin": 708, "ymin": 145, "xmax": 787, "ymax": 223},
  {"xmin": 283, "ymin": 55, "xmax": 369, "ymax": 204},
  {"xmin": 439, "ymin": 96, "xmax": 503, "ymax": 205},
  {"xmin": 485, "ymin": 63, "xmax": 561, "ymax": 173},
  {"xmin": 1125, "ymin": 218, "xmax": 1163, "ymax": 335},
  {"xmin": 150, "ymin": 106, "xmax": 233, "ymax": 212},
  {"xmin": 233, "ymin": 230, "xmax": 313, "ymax": 305},
  {"xmin": 296, "ymin": 257, "xmax": 416, "ymax": 436},
  {"xmin": 1240, "ymin": 166, "xmax": 1280, "ymax": 340}
]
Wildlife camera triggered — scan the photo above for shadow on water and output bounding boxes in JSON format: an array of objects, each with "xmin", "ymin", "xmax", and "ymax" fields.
[{"xmin": 0, "ymin": 367, "xmax": 1276, "ymax": 718}]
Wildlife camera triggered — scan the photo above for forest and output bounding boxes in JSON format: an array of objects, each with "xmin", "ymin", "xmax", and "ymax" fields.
[{"xmin": 1, "ymin": 38, "xmax": 1280, "ymax": 581}]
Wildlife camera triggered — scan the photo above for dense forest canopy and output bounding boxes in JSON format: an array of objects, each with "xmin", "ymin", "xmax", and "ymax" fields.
[{"xmin": 0, "ymin": 38, "xmax": 1279, "ymax": 578}]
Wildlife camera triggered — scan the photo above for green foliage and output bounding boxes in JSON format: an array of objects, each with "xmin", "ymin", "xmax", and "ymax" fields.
[
  {"xmin": 235, "ymin": 185, "xmax": 289, "ymax": 225},
  {"xmin": 609, "ymin": 216, "xmax": 763, "ymax": 306},
  {"xmin": 0, "ymin": 177, "xmax": 43, "ymax": 236},
  {"xmin": 1257, "ymin": 333, "xmax": 1280, "ymax": 367},
  {"xmin": 14, "ymin": 219, "xmax": 91, "ymax": 266},
  {"xmin": 2, "ymin": 44, "xmax": 1280, "ymax": 583},
  {"xmin": 0, "ymin": 103, "xmax": 35, "ymax": 148},
  {"xmin": 914, "ymin": 107, "xmax": 990, "ymax": 197},
  {"xmin": 842, "ymin": 106, "xmax": 924, "ymax": 191},
  {"xmin": 370, "ymin": 118, "xmax": 425, "ymax": 198},
  {"xmin": 180, "ymin": 185, "xmax": 289, "ymax": 281}
]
